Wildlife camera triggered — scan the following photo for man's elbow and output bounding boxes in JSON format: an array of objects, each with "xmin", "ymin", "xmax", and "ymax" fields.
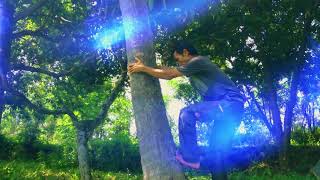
[
  {"xmin": 163, "ymin": 69, "xmax": 182, "ymax": 80},
  {"xmin": 160, "ymin": 76, "xmax": 172, "ymax": 80},
  {"xmin": 166, "ymin": 76, "xmax": 174, "ymax": 80},
  {"xmin": 165, "ymin": 74, "xmax": 177, "ymax": 80}
]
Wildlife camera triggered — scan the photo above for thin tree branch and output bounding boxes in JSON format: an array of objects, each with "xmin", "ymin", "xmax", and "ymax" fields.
[
  {"xmin": 94, "ymin": 72, "xmax": 127, "ymax": 128},
  {"xmin": 12, "ymin": 28, "xmax": 90, "ymax": 43},
  {"xmin": 8, "ymin": 88, "xmax": 63, "ymax": 114},
  {"xmin": 14, "ymin": 0, "xmax": 48, "ymax": 22},
  {"xmin": 11, "ymin": 53, "xmax": 98, "ymax": 79},
  {"xmin": 245, "ymin": 85, "xmax": 273, "ymax": 133},
  {"xmin": 11, "ymin": 64, "xmax": 70, "ymax": 79},
  {"xmin": 12, "ymin": 29, "xmax": 56, "ymax": 42},
  {"xmin": 5, "ymin": 87, "xmax": 79, "ymax": 126},
  {"xmin": 13, "ymin": 29, "xmax": 44, "ymax": 39}
]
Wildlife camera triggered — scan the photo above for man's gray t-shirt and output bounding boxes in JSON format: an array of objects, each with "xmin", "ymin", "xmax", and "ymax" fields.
[{"xmin": 177, "ymin": 56, "xmax": 243, "ymax": 102}]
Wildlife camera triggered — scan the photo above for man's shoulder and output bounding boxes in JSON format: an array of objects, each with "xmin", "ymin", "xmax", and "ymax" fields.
[
  {"xmin": 186, "ymin": 56, "xmax": 211, "ymax": 66},
  {"xmin": 190, "ymin": 56, "xmax": 210, "ymax": 62},
  {"xmin": 189, "ymin": 56, "xmax": 218, "ymax": 69}
]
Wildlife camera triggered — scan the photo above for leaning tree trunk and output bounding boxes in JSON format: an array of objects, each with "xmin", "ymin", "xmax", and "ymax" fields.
[
  {"xmin": 119, "ymin": 1, "xmax": 185, "ymax": 179},
  {"xmin": 262, "ymin": 63, "xmax": 283, "ymax": 146},
  {"xmin": 76, "ymin": 128, "xmax": 92, "ymax": 180},
  {"xmin": 0, "ymin": 1, "xmax": 13, "ymax": 124}
]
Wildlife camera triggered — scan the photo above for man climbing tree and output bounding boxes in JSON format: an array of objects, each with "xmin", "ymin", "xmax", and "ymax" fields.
[{"xmin": 128, "ymin": 41, "xmax": 245, "ymax": 179}]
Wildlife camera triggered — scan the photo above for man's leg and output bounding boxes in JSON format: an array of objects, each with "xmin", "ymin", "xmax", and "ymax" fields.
[
  {"xmin": 177, "ymin": 106, "xmax": 200, "ymax": 165},
  {"xmin": 176, "ymin": 101, "xmax": 221, "ymax": 168},
  {"xmin": 209, "ymin": 101, "xmax": 244, "ymax": 179},
  {"xmin": 210, "ymin": 119, "xmax": 235, "ymax": 180}
]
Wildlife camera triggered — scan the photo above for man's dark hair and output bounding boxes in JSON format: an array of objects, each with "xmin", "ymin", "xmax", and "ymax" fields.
[{"xmin": 173, "ymin": 41, "xmax": 198, "ymax": 56}]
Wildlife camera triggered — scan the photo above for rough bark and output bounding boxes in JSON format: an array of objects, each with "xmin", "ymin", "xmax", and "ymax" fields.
[
  {"xmin": 119, "ymin": 0, "xmax": 185, "ymax": 179},
  {"xmin": 0, "ymin": 1, "xmax": 14, "ymax": 123},
  {"xmin": 76, "ymin": 128, "xmax": 92, "ymax": 180}
]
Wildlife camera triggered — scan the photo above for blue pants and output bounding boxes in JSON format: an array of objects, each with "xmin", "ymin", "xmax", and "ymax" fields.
[{"xmin": 178, "ymin": 99, "xmax": 244, "ymax": 163}]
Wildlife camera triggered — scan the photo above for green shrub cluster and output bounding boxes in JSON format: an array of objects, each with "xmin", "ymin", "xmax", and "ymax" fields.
[
  {"xmin": 90, "ymin": 134, "xmax": 141, "ymax": 172},
  {"xmin": 291, "ymin": 127, "xmax": 320, "ymax": 145}
]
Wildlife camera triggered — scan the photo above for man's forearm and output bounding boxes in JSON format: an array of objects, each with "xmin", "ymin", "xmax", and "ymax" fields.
[{"xmin": 142, "ymin": 66, "xmax": 174, "ymax": 80}]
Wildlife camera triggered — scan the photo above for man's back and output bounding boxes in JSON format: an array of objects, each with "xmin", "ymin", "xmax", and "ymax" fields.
[{"xmin": 177, "ymin": 56, "xmax": 242, "ymax": 101}]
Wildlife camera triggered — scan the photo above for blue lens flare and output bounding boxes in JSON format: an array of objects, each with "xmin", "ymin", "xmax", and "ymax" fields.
[
  {"xmin": 93, "ymin": 1, "xmax": 216, "ymax": 50},
  {"xmin": 94, "ymin": 25, "xmax": 124, "ymax": 49},
  {"xmin": 94, "ymin": 17, "xmax": 146, "ymax": 50}
]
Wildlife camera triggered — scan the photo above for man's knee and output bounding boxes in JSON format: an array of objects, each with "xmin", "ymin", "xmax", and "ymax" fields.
[{"xmin": 179, "ymin": 108, "xmax": 196, "ymax": 125}]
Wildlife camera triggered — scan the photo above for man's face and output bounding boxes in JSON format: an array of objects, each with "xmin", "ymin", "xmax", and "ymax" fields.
[
  {"xmin": 173, "ymin": 51, "xmax": 184, "ymax": 63},
  {"xmin": 173, "ymin": 50, "xmax": 190, "ymax": 65}
]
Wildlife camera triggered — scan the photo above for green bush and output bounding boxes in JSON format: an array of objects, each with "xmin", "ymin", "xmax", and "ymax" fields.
[
  {"xmin": 291, "ymin": 127, "xmax": 320, "ymax": 145},
  {"xmin": 0, "ymin": 134, "xmax": 14, "ymax": 160},
  {"xmin": 90, "ymin": 134, "xmax": 141, "ymax": 172}
]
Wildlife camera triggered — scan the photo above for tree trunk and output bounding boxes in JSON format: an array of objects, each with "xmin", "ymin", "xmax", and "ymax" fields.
[
  {"xmin": 311, "ymin": 106, "xmax": 316, "ymax": 134},
  {"xmin": 245, "ymin": 86, "xmax": 273, "ymax": 133},
  {"xmin": 284, "ymin": 69, "xmax": 300, "ymax": 141},
  {"xmin": 281, "ymin": 6, "xmax": 314, "ymax": 163},
  {"xmin": 281, "ymin": 69, "xmax": 300, "ymax": 163},
  {"xmin": 119, "ymin": 1, "xmax": 185, "ymax": 179},
  {"xmin": 303, "ymin": 103, "xmax": 313, "ymax": 133},
  {"xmin": 0, "ymin": 1, "xmax": 14, "ymax": 124},
  {"xmin": 73, "ymin": 76, "xmax": 125, "ymax": 180},
  {"xmin": 76, "ymin": 128, "xmax": 92, "ymax": 180},
  {"xmin": 263, "ymin": 64, "xmax": 283, "ymax": 146}
]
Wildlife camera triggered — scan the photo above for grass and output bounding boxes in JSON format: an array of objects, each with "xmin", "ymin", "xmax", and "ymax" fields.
[
  {"xmin": 184, "ymin": 164, "xmax": 316, "ymax": 180},
  {"xmin": 0, "ymin": 145, "xmax": 319, "ymax": 179},
  {"xmin": 228, "ymin": 162, "xmax": 316, "ymax": 180},
  {"xmin": 0, "ymin": 159, "xmax": 317, "ymax": 180},
  {"xmin": 0, "ymin": 160, "xmax": 142, "ymax": 180}
]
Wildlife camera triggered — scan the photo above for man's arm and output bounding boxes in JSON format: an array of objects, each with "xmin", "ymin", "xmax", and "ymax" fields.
[
  {"xmin": 128, "ymin": 59, "xmax": 183, "ymax": 80},
  {"xmin": 142, "ymin": 66, "xmax": 183, "ymax": 80}
]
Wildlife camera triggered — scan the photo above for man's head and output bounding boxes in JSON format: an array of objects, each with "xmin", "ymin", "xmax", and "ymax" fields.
[{"xmin": 173, "ymin": 41, "xmax": 198, "ymax": 65}]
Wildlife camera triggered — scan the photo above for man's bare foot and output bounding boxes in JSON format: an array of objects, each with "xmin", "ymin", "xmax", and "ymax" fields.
[{"xmin": 175, "ymin": 151, "xmax": 200, "ymax": 169}]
